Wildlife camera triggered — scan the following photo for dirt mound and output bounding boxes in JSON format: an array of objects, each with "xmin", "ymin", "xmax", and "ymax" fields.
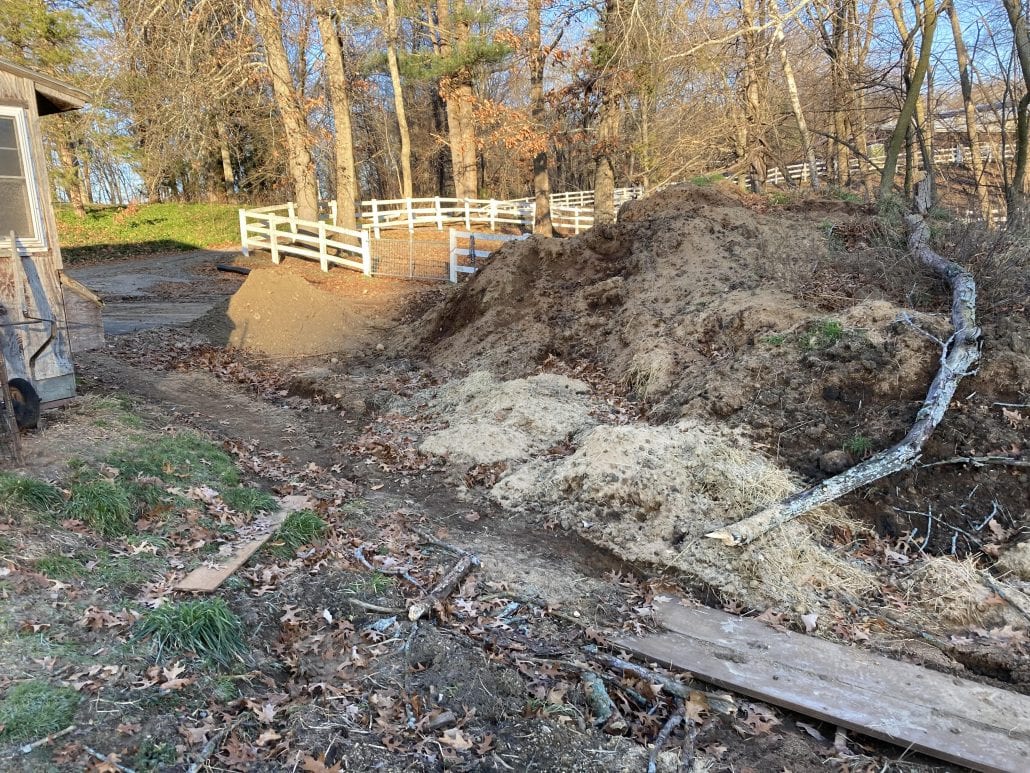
[
  {"xmin": 410, "ymin": 183, "xmax": 1029, "ymax": 553},
  {"xmin": 226, "ymin": 268, "xmax": 361, "ymax": 356}
]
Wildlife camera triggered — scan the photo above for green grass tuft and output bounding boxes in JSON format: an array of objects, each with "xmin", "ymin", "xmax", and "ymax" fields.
[
  {"xmin": 269, "ymin": 510, "xmax": 327, "ymax": 557},
  {"xmin": 761, "ymin": 333, "xmax": 787, "ymax": 347},
  {"xmin": 136, "ymin": 599, "xmax": 247, "ymax": 667},
  {"xmin": 35, "ymin": 555, "xmax": 85, "ymax": 581},
  {"xmin": 804, "ymin": 320, "xmax": 845, "ymax": 350},
  {"xmin": 0, "ymin": 681, "xmax": 80, "ymax": 743},
  {"xmin": 844, "ymin": 434, "xmax": 874, "ymax": 457},
  {"xmin": 0, "ymin": 473, "xmax": 63, "ymax": 515},
  {"xmin": 107, "ymin": 434, "xmax": 239, "ymax": 488},
  {"xmin": 65, "ymin": 481, "xmax": 134, "ymax": 537},
  {"xmin": 222, "ymin": 487, "xmax": 277, "ymax": 514}
]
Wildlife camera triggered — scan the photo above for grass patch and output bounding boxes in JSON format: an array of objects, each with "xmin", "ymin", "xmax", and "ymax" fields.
[
  {"xmin": 107, "ymin": 434, "xmax": 239, "ymax": 489},
  {"xmin": 57, "ymin": 202, "xmax": 241, "ymax": 264},
  {"xmin": 829, "ymin": 186, "xmax": 862, "ymax": 204},
  {"xmin": 347, "ymin": 572, "xmax": 394, "ymax": 596},
  {"xmin": 93, "ymin": 550, "xmax": 161, "ymax": 588},
  {"xmin": 690, "ymin": 173, "xmax": 725, "ymax": 187},
  {"xmin": 761, "ymin": 333, "xmax": 787, "ymax": 347},
  {"xmin": 35, "ymin": 555, "xmax": 85, "ymax": 581},
  {"xmin": 803, "ymin": 320, "xmax": 845, "ymax": 350},
  {"xmin": 0, "ymin": 473, "xmax": 63, "ymax": 516},
  {"xmin": 844, "ymin": 435, "xmax": 874, "ymax": 457},
  {"xmin": 136, "ymin": 599, "xmax": 247, "ymax": 667},
  {"xmin": 0, "ymin": 681, "xmax": 80, "ymax": 743},
  {"xmin": 268, "ymin": 510, "xmax": 327, "ymax": 557},
  {"xmin": 65, "ymin": 481, "xmax": 134, "ymax": 537},
  {"xmin": 222, "ymin": 486, "xmax": 277, "ymax": 514}
]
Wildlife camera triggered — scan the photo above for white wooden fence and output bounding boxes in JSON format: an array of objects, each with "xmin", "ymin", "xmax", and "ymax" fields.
[
  {"xmin": 239, "ymin": 206, "xmax": 371, "ymax": 274},
  {"xmin": 448, "ymin": 229, "xmax": 529, "ymax": 283}
]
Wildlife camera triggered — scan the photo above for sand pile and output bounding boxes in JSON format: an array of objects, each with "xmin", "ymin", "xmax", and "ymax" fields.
[{"xmin": 226, "ymin": 269, "xmax": 361, "ymax": 356}]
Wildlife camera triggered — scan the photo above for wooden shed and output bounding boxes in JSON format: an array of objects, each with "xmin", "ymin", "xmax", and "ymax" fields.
[{"xmin": 1, "ymin": 58, "xmax": 104, "ymax": 409}]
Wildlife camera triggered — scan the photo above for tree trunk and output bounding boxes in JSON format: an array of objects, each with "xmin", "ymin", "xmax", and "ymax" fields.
[
  {"xmin": 251, "ymin": 0, "xmax": 319, "ymax": 221},
  {"xmin": 435, "ymin": 0, "xmax": 478, "ymax": 200},
  {"xmin": 57, "ymin": 139, "xmax": 86, "ymax": 217},
  {"xmin": 592, "ymin": 0, "xmax": 623, "ymax": 224},
  {"xmin": 739, "ymin": 0, "xmax": 770, "ymax": 193},
  {"xmin": 879, "ymin": 0, "xmax": 937, "ymax": 201},
  {"xmin": 1001, "ymin": 0, "xmax": 1030, "ymax": 219},
  {"xmin": 774, "ymin": 22, "xmax": 819, "ymax": 189},
  {"xmin": 316, "ymin": 2, "xmax": 358, "ymax": 230},
  {"xmin": 528, "ymin": 0, "xmax": 553, "ymax": 235},
  {"xmin": 947, "ymin": 3, "xmax": 990, "ymax": 223},
  {"xmin": 216, "ymin": 121, "xmax": 236, "ymax": 201},
  {"xmin": 385, "ymin": 0, "xmax": 413, "ymax": 200}
]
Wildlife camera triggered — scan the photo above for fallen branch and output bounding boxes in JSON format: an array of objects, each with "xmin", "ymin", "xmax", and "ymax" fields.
[
  {"xmin": 407, "ymin": 552, "xmax": 481, "ymax": 621},
  {"xmin": 921, "ymin": 455, "xmax": 1029, "ymax": 469},
  {"xmin": 85, "ymin": 746, "xmax": 137, "ymax": 773},
  {"xmin": 354, "ymin": 545, "xmax": 424, "ymax": 589},
  {"xmin": 708, "ymin": 203, "xmax": 980, "ymax": 546},
  {"xmin": 584, "ymin": 649, "xmax": 735, "ymax": 715},
  {"xmin": 20, "ymin": 724, "xmax": 75, "ymax": 754},
  {"xmin": 186, "ymin": 717, "xmax": 245, "ymax": 773},
  {"xmin": 647, "ymin": 701, "xmax": 684, "ymax": 773},
  {"xmin": 580, "ymin": 670, "xmax": 618, "ymax": 726}
]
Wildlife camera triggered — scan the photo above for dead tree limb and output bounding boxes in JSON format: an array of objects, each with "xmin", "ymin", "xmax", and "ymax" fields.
[
  {"xmin": 407, "ymin": 552, "xmax": 480, "ymax": 621},
  {"xmin": 647, "ymin": 701, "xmax": 684, "ymax": 773},
  {"xmin": 708, "ymin": 209, "xmax": 980, "ymax": 546}
]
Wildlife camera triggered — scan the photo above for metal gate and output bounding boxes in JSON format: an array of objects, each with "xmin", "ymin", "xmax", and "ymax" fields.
[{"xmin": 369, "ymin": 236, "xmax": 450, "ymax": 281}]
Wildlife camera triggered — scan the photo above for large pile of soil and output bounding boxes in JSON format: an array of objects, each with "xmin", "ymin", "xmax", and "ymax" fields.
[
  {"xmin": 410, "ymin": 183, "xmax": 1028, "ymax": 553},
  {"xmin": 226, "ymin": 268, "xmax": 361, "ymax": 356}
]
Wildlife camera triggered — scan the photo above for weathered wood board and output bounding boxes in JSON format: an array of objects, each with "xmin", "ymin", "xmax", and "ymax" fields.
[
  {"xmin": 615, "ymin": 600, "xmax": 1030, "ymax": 773},
  {"xmin": 176, "ymin": 496, "xmax": 312, "ymax": 592}
]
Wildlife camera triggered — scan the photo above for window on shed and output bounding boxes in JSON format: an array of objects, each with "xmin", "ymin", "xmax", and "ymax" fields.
[{"xmin": 0, "ymin": 114, "xmax": 35, "ymax": 240}]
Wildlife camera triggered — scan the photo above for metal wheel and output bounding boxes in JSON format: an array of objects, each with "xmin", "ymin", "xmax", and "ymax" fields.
[{"xmin": 7, "ymin": 378, "xmax": 40, "ymax": 430}]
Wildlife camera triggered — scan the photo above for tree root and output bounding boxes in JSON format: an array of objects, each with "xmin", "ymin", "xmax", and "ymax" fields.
[{"xmin": 708, "ymin": 204, "xmax": 980, "ymax": 546}]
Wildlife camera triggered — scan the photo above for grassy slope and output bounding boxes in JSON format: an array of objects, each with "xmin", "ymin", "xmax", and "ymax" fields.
[{"xmin": 56, "ymin": 202, "xmax": 241, "ymax": 264}]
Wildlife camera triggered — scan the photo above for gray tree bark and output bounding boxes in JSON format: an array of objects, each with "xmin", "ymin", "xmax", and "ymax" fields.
[
  {"xmin": 528, "ymin": 0, "xmax": 553, "ymax": 235},
  {"xmin": 316, "ymin": 1, "xmax": 358, "ymax": 230},
  {"xmin": 385, "ymin": 0, "xmax": 413, "ymax": 199}
]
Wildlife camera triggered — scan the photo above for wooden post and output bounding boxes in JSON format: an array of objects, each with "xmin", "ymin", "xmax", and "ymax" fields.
[
  {"xmin": 318, "ymin": 221, "xmax": 328, "ymax": 272},
  {"xmin": 371, "ymin": 200, "xmax": 381, "ymax": 239},
  {"xmin": 448, "ymin": 228, "xmax": 458, "ymax": 283},
  {"xmin": 330, "ymin": 200, "xmax": 338, "ymax": 226},
  {"xmin": 573, "ymin": 210, "xmax": 581, "ymax": 234},
  {"xmin": 464, "ymin": 200, "xmax": 471, "ymax": 230},
  {"xmin": 435, "ymin": 196, "xmax": 443, "ymax": 230},
  {"xmin": 269, "ymin": 216, "xmax": 280, "ymax": 264},
  {"xmin": 287, "ymin": 201, "xmax": 297, "ymax": 234},
  {"xmin": 489, "ymin": 199, "xmax": 497, "ymax": 231},
  {"xmin": 238, "ymin": 209, "xmax": 249, "ymax": 257},
  {"xmin": 406, "ymin": 198, "xmax": 414, "ymax": 233}
]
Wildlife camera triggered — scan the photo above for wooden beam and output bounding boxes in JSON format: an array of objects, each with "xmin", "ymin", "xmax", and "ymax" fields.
[{"xmin": 615, "ymin": 601, "xmax": 1030, "ymax": 773}]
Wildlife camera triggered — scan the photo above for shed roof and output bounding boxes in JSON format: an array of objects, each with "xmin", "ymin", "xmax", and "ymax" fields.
[{"xmin": 0, "ymin": 59, "xmax": 88, "ymax": 115}]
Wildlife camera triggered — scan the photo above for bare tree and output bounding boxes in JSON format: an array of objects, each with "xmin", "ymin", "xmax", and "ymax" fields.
[
  {"xmin": 593, "ymin": 0, "xmax": 624, "ymax": 224},
  {"xmin": 316, "ymin": 0, "xmax": 358, "ymax": 229},
  {"xmin": 947, "ymin": 0, "xmax": 990, "ymax": 223},
  {"xmin": 251, "ymin": 0, "xmax": 320, "ymax": 220},
  {"xmin": 384, "ymin": 0, "xmax": 414, "ymax": 198},
  {"xmin": 528, "ymin": 0, "xmax": 553, "ymax": 235},
  {"xmin": 1001, "ymin": 0, "xmax": 1030, "ymax": 218},
  {"xmin": 773, "ymin": 15, "xmax": 819, "ymax": 188}
]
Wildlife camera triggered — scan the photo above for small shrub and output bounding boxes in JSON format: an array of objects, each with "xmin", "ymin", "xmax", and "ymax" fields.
[
  {"xmin": 269, "ymin": 510, "xmax": 327, "ymax": 557},
  {"xmin": 65, "ymin": 481, "xmax": 134, "ymax": 537},
  {"xmin": 762, "ymin": 333, "xmax": 787, "ymax": 347},
  {"xmin": 0, "ymin": 473, "xmax": 63, "ymax": 515},
  {"xmin": 136, "ymin": 598, "xmax": 246, "ymax": 667},
  {"xmin": 35, "ymin": 555, "xmax": 85, "ymax": 580},
  {"xmin": 690, "ymin": 173, "xmax": 724, "ymax": 187},
  {"xmin": 829, "ymin": 186, "xmax": 862, "ymax": 204},
  {"xmin": 0, "ymin": 681, "xmax": 80, "ymax": 743},
  {"xmin": 222, "ymin": 486, "xmax": 277, "ymax": 514}
]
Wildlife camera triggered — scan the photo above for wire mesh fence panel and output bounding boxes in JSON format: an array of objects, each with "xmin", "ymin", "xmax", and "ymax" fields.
[{"xmin": 370, "ymin": 237, "xmax": 451, "ymax": 280}]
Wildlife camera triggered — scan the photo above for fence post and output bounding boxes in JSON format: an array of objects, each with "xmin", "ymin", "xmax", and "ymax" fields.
[
  {"xmin": 435, "ymin": 196, "xmax": 443, "ymax": 230},
  {"xmin": 238, "ymin": 209, "xmax": 249, "ymax": 257},
  {"xmin": 371, "ymin": 200, "xmax": 381, "ymax": 239},
  {"xmin": 464, "ymin": 200, "xmax": 471, "ymax": 230},
  {"xmin": 448, "ymin": 228, "xmax": 458, "ymax": 283},
  {"xmin": 573, "ymin": 210, "xmax": 580, "ymax": 235},
  {"xmin": 287, "ymin": 202, "xmax": 297, "ymax": 234},
  {"xmin": 330, "ymin": 200, "xmax": 338, "ymax": 226},
  {"xmin": 361, "ymin": 230, "xmax": 372, "ymax": 276},
  {"xmin": 407, "ymin": 198, "xmax": 414, "ymax": 233},
  {"xmin": 318, "ymin": 221, "xmax": 328, "ymax": 272},
  {"xmin": 269, "ymin": 216, "xmax": 280, "ymax": 264},
  {"xmin": 489, "ymin": 199, "xmax": 497, "ymax": 231}
]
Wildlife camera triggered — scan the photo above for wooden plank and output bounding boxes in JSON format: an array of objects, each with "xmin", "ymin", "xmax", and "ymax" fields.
[
  {"xmin": 614, "ymin": 601, "xmax": 1030, "ymax": 773},
  {"xmin": 176, "ymin": 496, "xmax": 312, "ymax": 593}
]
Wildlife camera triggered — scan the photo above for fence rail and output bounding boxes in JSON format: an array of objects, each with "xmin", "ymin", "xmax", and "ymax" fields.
[
  {"xmin": 239, "ymin": 208, "xmax": 370, "ymax": 274},
  {"xmin": 448, "ymin": 229, "xmax": 529, "ymax": 283}
]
